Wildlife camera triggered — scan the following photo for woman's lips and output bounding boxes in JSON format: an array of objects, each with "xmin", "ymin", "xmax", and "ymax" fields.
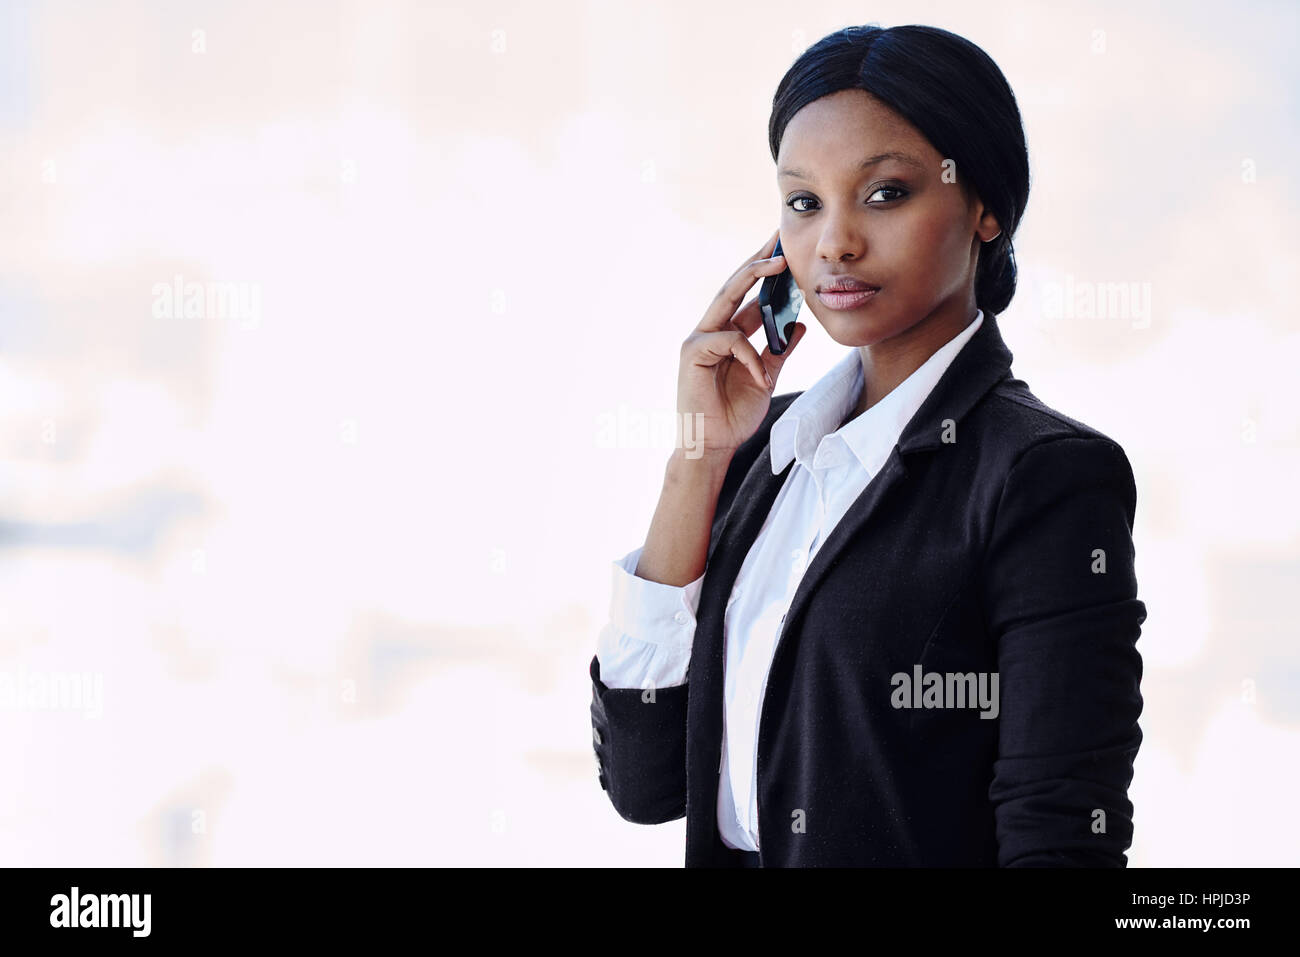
[{"xmin": 817, "ymin": 287, "xmax": 879, "ymax": 310}]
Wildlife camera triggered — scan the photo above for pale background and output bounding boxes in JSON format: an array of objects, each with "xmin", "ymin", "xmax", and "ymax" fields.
[{"xmin": 1, "ymin": 0, "xmax": 1296, "ymax": 866}]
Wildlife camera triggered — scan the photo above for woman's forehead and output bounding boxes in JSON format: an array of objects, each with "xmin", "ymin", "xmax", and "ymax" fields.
[{"xmin": 777, "ymin": 91, "xmax": 934, "ymax": 167}]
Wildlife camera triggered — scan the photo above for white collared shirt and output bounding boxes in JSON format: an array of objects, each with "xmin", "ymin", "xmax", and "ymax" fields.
[{"xmin": 596, "ymin": 310, "xmax": 984, "ymax": 852}]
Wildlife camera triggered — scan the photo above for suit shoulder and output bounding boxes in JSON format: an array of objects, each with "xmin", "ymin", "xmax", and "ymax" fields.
[
  {"xmin": 975, "ymin": 379, "xmax": 1140, "ymax": 529},
  {"xmin": 980, "ymin": 376, "xmax": 1128, "ymax": 461}
]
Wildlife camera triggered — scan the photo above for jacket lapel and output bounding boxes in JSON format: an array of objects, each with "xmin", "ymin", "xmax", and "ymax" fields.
[{"xmin": 780, "ymin": 310, "xmax": 1016, "ymax": 651}]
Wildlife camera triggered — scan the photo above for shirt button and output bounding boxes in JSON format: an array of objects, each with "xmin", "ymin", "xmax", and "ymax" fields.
[{"xmin": 674, "ymin": 610, "xmax": 689, "ymax": 625}]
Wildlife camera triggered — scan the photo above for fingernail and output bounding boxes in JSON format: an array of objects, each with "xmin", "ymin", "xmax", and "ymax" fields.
[{"xmin": 765, "ymin": 371, "xmax": 774, "ymax": 390}]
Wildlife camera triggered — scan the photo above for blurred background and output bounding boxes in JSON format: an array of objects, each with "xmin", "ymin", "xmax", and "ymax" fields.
[{"xmin": 0, "ymin": 0, "xmax": 1296, "ymax": 866}]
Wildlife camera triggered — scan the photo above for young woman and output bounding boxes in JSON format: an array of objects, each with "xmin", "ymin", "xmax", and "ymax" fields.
[{"xmin": 590, "ymin": 24, "xmax": 1146, "ymax": 867}]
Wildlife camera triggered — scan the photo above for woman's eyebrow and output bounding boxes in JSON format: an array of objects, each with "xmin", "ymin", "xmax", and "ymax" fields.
[{"xmin": 778, "ymin": 151, "xmax": 925, "ymax": 181}]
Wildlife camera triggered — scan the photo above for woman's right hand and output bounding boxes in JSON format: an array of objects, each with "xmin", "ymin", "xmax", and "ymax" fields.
[{"xmin": 677, "ymin": 228, "xmax": 808, "ymax": 461}]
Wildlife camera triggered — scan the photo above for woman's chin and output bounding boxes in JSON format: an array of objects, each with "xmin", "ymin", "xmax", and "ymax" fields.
[{"xmin": 816, "ymin": 313, "xmax": 897, "ymax": 348}]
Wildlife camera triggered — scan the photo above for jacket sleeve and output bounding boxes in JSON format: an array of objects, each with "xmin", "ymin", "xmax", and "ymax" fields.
[
  {"xmin": 589, "ymin": 652, "xmax": 691, "ymax": 824},
  {"xmin": 982, "ymin": 435, "xmax": 1147, "ymax": 867},
  {"xmin": 589, "ymin": 548, "xmax": 702, "ymax": 824},
  {"xmin": 590, "ymin": 392, "xmax": 799, "ymax": 826}
]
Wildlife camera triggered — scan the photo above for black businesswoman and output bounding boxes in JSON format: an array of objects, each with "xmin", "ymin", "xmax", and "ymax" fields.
[{"xmin": 589, "ymin": 24, "xmax": 1147, "ymax": 867}]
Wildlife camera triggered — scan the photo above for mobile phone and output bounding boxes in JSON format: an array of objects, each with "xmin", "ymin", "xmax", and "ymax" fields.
[{"xmin": 758, "ymin": 238, "xmax": 803, "ymax": 355}]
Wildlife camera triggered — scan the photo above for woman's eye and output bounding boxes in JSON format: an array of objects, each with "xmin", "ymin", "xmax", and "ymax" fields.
[
  {"xmin": 786, "ymin": 187, "xmax": 907, "ymax": 213},
  {"xmin": 867, "ymin": 186, "xmax": 907, "ymax": 203}
]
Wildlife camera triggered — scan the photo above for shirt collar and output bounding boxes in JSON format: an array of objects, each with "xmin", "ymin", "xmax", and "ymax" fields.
[{"xmin": 769, "ymin": 309, "xmax": 985, "ymax": 477}]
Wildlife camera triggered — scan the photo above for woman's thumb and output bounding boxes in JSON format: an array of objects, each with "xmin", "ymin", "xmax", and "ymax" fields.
[
  {"xmin": 765, "ymin": 321, "xmax": 805, "ymax": 389},
  {"xmin": 776, "ymin": 321, "xmax": 806, "ymax": 359}
]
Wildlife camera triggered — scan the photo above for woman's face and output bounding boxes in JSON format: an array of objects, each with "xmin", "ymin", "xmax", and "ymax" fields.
[{"xmin": 776, "ymin": 89, "xmax": 1001, "ymax": 348}]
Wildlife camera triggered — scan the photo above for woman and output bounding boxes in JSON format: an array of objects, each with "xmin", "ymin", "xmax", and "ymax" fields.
[{"xmin": 589, "ymin": 23, "xmax": 1146, "ymax": 867}]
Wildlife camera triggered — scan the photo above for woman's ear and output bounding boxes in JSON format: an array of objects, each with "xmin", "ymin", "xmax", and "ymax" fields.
[
  {"xmin": 976, "ymin": 207, "xmax": 1002, "ymax": 243},
  {"xmin": 965, "ymin": 190, "xmax": 1002, "ymax": 244}
]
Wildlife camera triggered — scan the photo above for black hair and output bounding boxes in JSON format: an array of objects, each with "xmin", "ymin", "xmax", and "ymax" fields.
[{"xmin": 768, "ymin": 24, "xmax": 1030, "ymax": 316}]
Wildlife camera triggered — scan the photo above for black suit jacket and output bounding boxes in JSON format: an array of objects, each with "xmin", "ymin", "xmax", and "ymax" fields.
[{"xmin": 589, "ymin": 310, "xmax": 1146, "ymax": 867}]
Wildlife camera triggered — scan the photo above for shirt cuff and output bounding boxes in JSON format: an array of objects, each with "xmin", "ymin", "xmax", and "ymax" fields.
[{"xmin": 608, "ymin": 545, "xmax": 704, "ymax": 645}]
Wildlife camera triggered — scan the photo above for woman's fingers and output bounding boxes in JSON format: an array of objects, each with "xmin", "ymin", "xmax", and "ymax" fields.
[
  {"xmin": 690, "ymin": 329, "xmax": 773, "ymax": 392},
  {"xmin": 762, "ymin": 320, "xmax": 807, "ymax": 372},
  {"xmin": 696, "ymin": 230, "xmax": 785, "ymax": 334},
  {"xmin": 744, "ymin": 227, "xmax": 780, "ymax": 269},
  {"xmin": 727, "ymin": 294, "xmax": 765, "ymax": 338},
  {"xmin": 753, "ymin": 319, "xmax": 806, "ymax": 386},
  {"xmin": 697, "ymin": 254, "xmax": 788, "ymax": 334}
]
